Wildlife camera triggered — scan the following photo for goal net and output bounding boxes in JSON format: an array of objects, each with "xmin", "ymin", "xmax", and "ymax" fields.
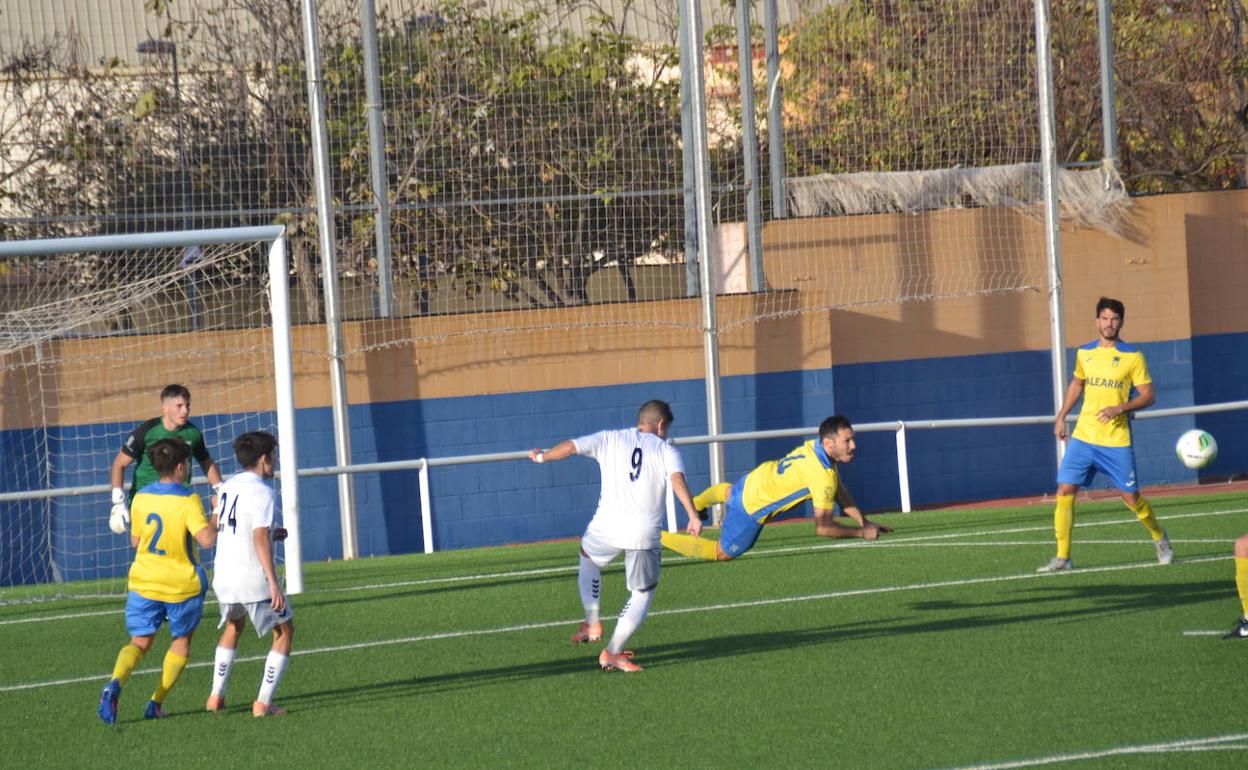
[{"xmin": 0, "ymin": 227, "xmax": 301, "ymax": 604}]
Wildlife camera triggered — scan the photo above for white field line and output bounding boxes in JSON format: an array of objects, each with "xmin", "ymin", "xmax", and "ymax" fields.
[
  {"xmin": 1182, "ymin": 630, "xmax": 1228, "ymax": 637},
  {"xmin": 934, "ymin": 732, "xmax": 1248, "ymax": 769},
  {"xmin": 0, "ymin": 552, "xmax": 1230, "ymax": 694},
  {"xmin": 3, "ymin": 506, "xmax": 1243, "ymax": 629}
]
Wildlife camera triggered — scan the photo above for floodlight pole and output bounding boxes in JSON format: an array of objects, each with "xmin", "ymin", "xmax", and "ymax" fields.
[
  {"xmin": 1096, "ymin": 0, "xmax": 1119, "ymax": 172},
  {"xmin": 682, "ymin": 0, "xmax": 726, "ymax": 497},
  {"xmin": 137, "ymin": 38, "xmax": 200, "ymax": 330},
  {"xmin": 301, "ymin": 0, "xmax": 359, "ymax": 559},
  {"xmin": 359, "ymin": 0, "xmax": 395, "ymax": 317},
  {"xmin": 1035, "ymin": 0, "xmax": 1068, "ymax": 469}
]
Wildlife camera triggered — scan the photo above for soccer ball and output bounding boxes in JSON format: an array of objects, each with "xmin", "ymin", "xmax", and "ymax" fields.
[{"xmin": 1175, "ymin": 429, "xmax": 1218, "ymax": 470}]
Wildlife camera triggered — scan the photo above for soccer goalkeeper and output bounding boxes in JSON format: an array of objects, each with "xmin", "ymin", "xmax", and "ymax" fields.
[{"xmin": 661, "ymin": 415, "xmax": 891, "ymax": 561}]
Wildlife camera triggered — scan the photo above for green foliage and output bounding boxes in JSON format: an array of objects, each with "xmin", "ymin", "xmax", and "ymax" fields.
[
  {"xmin": 779, "ymin": 0, "xmax": 1248, "ymax": 194},
  {"xmin": 4, "ymin": 0, "xmax": 1247, "ymax": 307}
]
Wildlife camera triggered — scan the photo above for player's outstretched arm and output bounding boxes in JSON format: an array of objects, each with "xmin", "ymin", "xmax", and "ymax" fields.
[
  {"xmin": 529, "ymin": 439, "xmax": 576, "ymax": 464},
  {"xmin": 669, "ymin": 471, "xmax": 702, "ymax": 537}
]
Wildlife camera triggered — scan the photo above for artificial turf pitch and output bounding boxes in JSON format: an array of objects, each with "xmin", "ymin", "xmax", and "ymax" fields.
[{"xmin": 3, "ymin": 490, "xmax": 1246, "ymax": 768}]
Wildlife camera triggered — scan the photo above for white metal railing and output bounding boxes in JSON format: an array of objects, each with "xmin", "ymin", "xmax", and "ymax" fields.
[
  {"xmin": 294, "ymin": 398, "xmax": 1248, "ymax": 552},
  {"xmin": 6, "ymin": 399, "xmax": 1246, "ymax": 555}
]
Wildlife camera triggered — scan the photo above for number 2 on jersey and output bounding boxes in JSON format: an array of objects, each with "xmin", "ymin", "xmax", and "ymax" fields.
[
  {"xmin": 217, "ymin": 493, "xmax": 239, "ymax": 534},
  {"xmin": 629, "ymin": 447, "xmax": 643, "ymax": 481},
  {"xmin": 145, "ymin": 513, "xmax": 167, "ymax": 555}
]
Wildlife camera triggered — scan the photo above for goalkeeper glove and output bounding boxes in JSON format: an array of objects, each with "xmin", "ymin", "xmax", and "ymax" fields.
[{"xmin": 109, "ymin": 488, "xmax": 129, "ymax": 535}]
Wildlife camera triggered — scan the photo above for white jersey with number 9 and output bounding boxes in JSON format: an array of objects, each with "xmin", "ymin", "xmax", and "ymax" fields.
[{"xmin": 573, "ymin": 428, "xmax": 685, "ymax": 550}]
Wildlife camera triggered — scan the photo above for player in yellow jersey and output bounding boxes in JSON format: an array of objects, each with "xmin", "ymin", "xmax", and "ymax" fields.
[
  {"xmin": 98, "ymin": 438, "xmax": 218, "ymax": 724},
  {"xmin": 1225, "ymin": 533, "xmax": 1248, "ymax": 639},
  {"xmin": 1037, "ymin": 297, "xmax": 1172, "ymax": 573},
  {"xmin": 661, "ymin": 415, "xmax": 891, "ymax": 561}
]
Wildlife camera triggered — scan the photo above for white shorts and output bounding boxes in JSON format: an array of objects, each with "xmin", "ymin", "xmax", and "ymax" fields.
[
  {"xmin": 580, "ymin": 530, "xmax": 660, "ymax": 592},
  {"xmin": 218, "ymin": 599, "xmax": 293, "ymax": 638}
]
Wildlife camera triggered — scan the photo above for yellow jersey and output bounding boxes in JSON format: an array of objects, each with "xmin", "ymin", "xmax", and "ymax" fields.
[
  {"xmin": 739, "ymin": 439, "xmax": 840, "ymax": 522},
  {"xmin": 1071, "ymin": 340, "xmax": 1151, "ymax": 448},
  {"xmin": 127, "ymin": 482, "xmax": 209, "ymax": 602}
]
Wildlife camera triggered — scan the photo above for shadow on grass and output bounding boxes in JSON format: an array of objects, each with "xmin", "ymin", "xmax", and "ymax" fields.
[
  {"xmin": 911, "ymin": 578, "xmax": 1228, "ymax": 624},
  {"xmin": 296, "ymin": 571, "xmax": 571, "ymax": 611},
  {"xmin": 277, "ymin": 569, "xmax": 1233, "ymax": 715}
]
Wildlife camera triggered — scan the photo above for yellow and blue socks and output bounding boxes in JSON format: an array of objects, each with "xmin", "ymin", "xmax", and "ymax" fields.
[
  {"xmin": 1236, "ymin": 556, "xmax": 1248, "ymax": 618},
  {"xmin": 1053, "ymin": 494, "xmax": 1074, "ymax": 560},
  {"xmin": 1126, "ymin": 496, "xmax": 1164, "ymax": 540},
  {"xmin": 110, "ymin": 643, "xmax": 145, "ymax": 685},
  {"xmin": 693, "ymin": 483, "xmax": 731, "ymax": 514},
  {"xmin": 150, "ymin": 651, "xmax": 188, "ymax": 705},
  {"xmin": 660, "ymin": 531, "xmax": 721, "ymax": 561}
]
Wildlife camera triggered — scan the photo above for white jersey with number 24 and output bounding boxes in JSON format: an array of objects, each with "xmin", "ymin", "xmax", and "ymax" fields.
[
  {"xmin": 211, "ymin": 471, "xmax": 279, "ymax": 604},
  {"xmin": 573, "ymin": 428, "xmax": 684, "ymax": 550}
]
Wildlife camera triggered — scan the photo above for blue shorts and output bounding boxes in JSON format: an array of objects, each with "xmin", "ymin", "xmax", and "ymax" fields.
[
  {"xmin": 718, "ymin": 476, "xmax": 763, "ymax": 559},
  {"xmin": 125, "ymin": 566, "xmax": 208, "ymax": 638},
  {"xmin": 1057, "ymin": 437, "xmax": 1139, "ymax": 492},
  {"xmin": 126, "ymin": 592, "xmax": 205, "ymax": 638}
]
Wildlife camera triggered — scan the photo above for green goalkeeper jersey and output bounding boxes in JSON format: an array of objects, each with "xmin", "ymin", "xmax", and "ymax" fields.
[{"xmin": 120, "ymin": 417, "xmax": 212, "ymax": 500}]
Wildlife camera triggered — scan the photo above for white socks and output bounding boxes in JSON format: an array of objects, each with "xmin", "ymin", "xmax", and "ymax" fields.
[
  {"xmin": 606, "ymin": 588, "xmax": 654, "ymax": 654},
  {"xmin": 256, "ymin": 651, "xmax": 290, "ymax": 705},
  {"xmin": 210, "ymin": 646, "xmax": 237, "ymax": 698},
  {"xmin": 578, "ymin": 554, "xmax": 601, "ymax": 625}
]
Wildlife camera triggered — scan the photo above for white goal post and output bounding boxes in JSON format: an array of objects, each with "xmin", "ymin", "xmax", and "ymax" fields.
[{"xmin": 0, "ymin": 226, "xmax": 303, "ymax": 600}]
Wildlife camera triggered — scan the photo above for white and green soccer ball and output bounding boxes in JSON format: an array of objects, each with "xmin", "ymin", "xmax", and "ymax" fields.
[{"xmin": 1175, "ymin": 429, "xmax": 1218, "ymax": 470}]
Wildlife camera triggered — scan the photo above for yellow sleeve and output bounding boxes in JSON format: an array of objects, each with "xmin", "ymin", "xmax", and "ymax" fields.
[
  {"xmin": 803, "ymin": 459, "xmax": 837, "ymax": 510},
  {"xmin": 1130, "ymin": 352, "xmax": 1152, "ymax": 387},
  {"xmin": 185, "ymin": 495, "xmax": 209, "ymax": 537},
  {"xmin": 1073, "ymin": 353, "xmax": 1086, "ymax": 380}
]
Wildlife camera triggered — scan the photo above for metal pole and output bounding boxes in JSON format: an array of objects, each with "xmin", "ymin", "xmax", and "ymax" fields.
[
  {"xmin": 735, "ymin": 0, "xmax": 765, "ymax": 291},
  {"xmin": 1096, "ymin": 0, "xmax": 1118, "ymax": 168},
  {"xmin": 895, "ymin": 423, "xmax": 911, "ymax": 513},
  {"xmin": 169, "ymin": 46, "xmax": 202, "ymax": 331},
  {"xmin": 1034, "ymin": 0, "xmax": 1067, "ymax": 469},
  {"xmin": 138, "ymin": 39, "xmax": 200, "ymax": 329},
  {"xmin": 762, "ymin": 0, "xmax": 787, "ymax": 218},
  {"xmin": 682, "ymin": 0, "xmax": 726, "ymax": 494},
  {"xmin": 360, "ymin": 0, "xmax": 395, "ymax": 317},
  {"xmin": 267, "ymin": 233, "xmax": 304, "ymax": 594},
  {"xmin": 418, "ymin": 460, "xmax": 433, "ymax": 554},
  {"xmin": 679, "ymin": 7, "xmax": 699, "ymax": 297},
  {"xmin": 300, "ymin": 0, "xmax": 359, "ymax": 559}
]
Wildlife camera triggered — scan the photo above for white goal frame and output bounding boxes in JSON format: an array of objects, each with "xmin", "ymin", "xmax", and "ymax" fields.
[{"xmin": 0, "ymin": 226, "xmax": 304, "ymax": 594}]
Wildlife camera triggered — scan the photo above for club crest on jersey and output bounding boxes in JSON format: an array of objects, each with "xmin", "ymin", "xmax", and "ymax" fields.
[{"xmin": 1112, "ymin": 356, "xmax": 1120, "ymax": 367}]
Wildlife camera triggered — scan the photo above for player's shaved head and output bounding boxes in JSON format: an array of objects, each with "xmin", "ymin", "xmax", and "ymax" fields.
[{"xmin": 638, "ymin": 400, "xmax": 674, "ymax": 428}]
